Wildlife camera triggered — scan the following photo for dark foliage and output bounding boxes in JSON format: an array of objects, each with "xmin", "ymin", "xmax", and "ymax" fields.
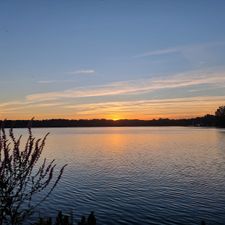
[
  {"xmin": 33, "ymin": 211, "xmax": 206, "ymax": 225},
  {"xmin": 215, "ymin": 106, "xmax": 225, "ymax": 127},
  {"xmin": 0, "ymin": 124, "xmax": 67, "ymax": 225},
  {"xmin": 33, "ymin": 211, "xmax": 96, "ymax": 225},
  {"xmin": 0, "ymin": 116, "xmax": 218, "ymax": 128},
  {"xmin": 215, "ymin": 106, "xmax": 225, "ymax": 117}
]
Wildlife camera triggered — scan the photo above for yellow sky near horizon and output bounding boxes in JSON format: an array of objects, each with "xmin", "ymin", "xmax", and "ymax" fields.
[{"xmin": 1, "ymin": 95, "xmax": 223, "ymax": 120}]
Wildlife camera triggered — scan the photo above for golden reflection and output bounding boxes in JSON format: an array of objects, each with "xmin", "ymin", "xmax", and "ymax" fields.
[
  {"xmin": 107, "ymin": 134, "xmax": 124, "ymax": 145},
  {"xmin": 103, "ymin": 131, "xmax": 128, "ymax": 153}
]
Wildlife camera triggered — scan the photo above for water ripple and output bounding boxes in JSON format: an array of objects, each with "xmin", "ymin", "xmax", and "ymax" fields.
[{"xmin": 21, "ymin": 127, "xmax": 225, "ymax": 225}]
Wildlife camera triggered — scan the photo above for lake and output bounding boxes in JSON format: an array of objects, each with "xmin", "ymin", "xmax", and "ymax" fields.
[{"xmin": 16, "ymin": 127, "xmax": 225, "ymax": 225}]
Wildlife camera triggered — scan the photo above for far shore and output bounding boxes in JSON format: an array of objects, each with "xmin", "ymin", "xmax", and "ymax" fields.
[{"xmin": 1, "ymin": 114, "xmax": 224, "ymax": 128}]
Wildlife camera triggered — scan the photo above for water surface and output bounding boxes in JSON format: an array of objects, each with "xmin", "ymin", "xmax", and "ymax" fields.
[{"xmin": 16, "ymin": 127, "xmax": 225, "ymax": 225}]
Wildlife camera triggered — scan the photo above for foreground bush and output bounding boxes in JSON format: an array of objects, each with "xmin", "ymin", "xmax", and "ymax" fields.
[{"xmin": 0, "ymin": 124, "xmax": 67, "ymax": 225}]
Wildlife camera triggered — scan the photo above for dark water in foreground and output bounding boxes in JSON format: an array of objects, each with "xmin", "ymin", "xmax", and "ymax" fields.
[{"xmin": 17, "ymin": 127, "xmax": 225, "ymax": 225}]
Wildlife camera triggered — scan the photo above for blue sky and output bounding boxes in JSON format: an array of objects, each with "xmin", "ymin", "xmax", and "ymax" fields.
[{"xmin": 1, "ymin": 0, "xmax": 225, "ymax": 119}]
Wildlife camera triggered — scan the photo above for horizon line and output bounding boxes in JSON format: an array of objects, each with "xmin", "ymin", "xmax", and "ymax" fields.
[{"xmin": 0, "ymin": 114, "xmax": 215, "ymax": 122}]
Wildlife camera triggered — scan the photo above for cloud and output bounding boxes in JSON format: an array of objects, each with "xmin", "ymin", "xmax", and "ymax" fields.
[
  {"xmin": 68, "ymin": 69, "xmax": 95, "ymax": 75},
  {"xmin": 37, "ymin": 69, "xmax": 95, "ymax": 84},
  {"xmin": 1, "ymin": 95, "xmax": 224, "ymax": 119},
  {"xmin": 1, "ymin": 69, "xmax": 225, "ymax": 118},
  {"xmin": 26, "ymin": 70, "xmax": 225, "ymax": 103},
  {"xmin": 62, "ymin": 96, "xmax": 225, "ymax": 118},
  {"xmin": 38, "ymin": 80, "xmax": 76, "ymax": 84},
  {"xmin": 38, "ymin": 80, "xmax": 56, "ymax": 84},
  {"xmin": 134, "ymin": 41, "xmax": 225, "ymax": 59},
  {"xmin": 37, "ymin": 70, "xmax": 96, "ymax": 84},
  {"xmin": 0, "ymin": 101, "xmax": 65, "ymax": 113},
  {"xmin": 134, "ymin": 47, "xmax": 179, "ymax": 58}
]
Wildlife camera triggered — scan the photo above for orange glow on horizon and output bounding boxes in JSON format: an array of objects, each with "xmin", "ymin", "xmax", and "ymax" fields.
[
  {"xmin": 1, "ymin": 95, "xmax": 224, "ymax": 120},
  {"xmin": 0, "ymin": 111, "xmax": 216, "ymax": 121},
  {"xmin": 0, "ymin": 99, "xmax": 223, "ymax": 121}
]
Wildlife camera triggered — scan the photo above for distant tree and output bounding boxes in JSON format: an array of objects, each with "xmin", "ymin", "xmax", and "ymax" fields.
[
  {"xmin": 215, "ymin": 106, "xmax": 225, "ymax": 117},
  {"xmin": 0, "ymin": 123, "xmax": 67, "ymax": 225},
  {"xmin": 215, "ymin": 106, "xmax": 225, "ymax": 127}
]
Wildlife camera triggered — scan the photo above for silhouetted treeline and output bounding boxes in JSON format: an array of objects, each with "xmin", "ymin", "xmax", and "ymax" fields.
[{"xmin": 1, "ymin": 114, "xmax": 224, "ymax": 128}]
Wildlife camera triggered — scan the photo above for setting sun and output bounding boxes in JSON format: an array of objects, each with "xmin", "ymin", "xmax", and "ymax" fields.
[
  {"xmin": 110, "ymin": 114, "xmax": 124, "ymax": 121},
  {"xmin": 112, "ymin": 117, "xmax": 121, "ymax": 121}
]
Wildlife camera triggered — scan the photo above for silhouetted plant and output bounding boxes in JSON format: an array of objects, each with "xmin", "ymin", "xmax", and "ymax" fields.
[
  {"xmin": 55, "ymin": 211, "xmax": 71, "ymax": 225},
  {"xmin": 33, "ymin": 211, "xmax": 96, "ymax": 225},
  {"xmin": 0, "ymin": 123, "xmax": 67, "ymax": 225},
  {"xmin": 33, "ymin": 217, "xmax": 52, "ymax": 225}
]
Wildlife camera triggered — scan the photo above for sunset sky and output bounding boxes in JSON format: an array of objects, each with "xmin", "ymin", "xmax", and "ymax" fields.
[{"xmin": 1, "ymin": 0, "xmax": 225, "ymax": 120}]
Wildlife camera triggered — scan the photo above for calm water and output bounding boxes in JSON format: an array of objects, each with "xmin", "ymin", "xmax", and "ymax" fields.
[{"xmin": 16, "ymin": 127, "xmax": 225, "ymax": 225}]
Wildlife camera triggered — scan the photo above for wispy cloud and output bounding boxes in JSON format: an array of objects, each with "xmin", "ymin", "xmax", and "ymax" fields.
[
  {"xmin": 37, "ymin": 69, "xmax": 96, "ymax": 84},
  {"xmin": 2, "ymin": 95, "xmax": 224, "ymax": 119},
  {"xmin": 0, "ymin": 101, "xmax": 65, "ymax": 113},
  {"xmin": 67, "ymin": 69, "xmax": 95, "ymax": 75},
  {"xmin": 62, "ymin": 96, "xmax": 225, "ymax": 118},
  {"xmin": 134, "ymin": 47, "xmax": 179, "ymax": 58},
  {"xmin": 1, "ymin": 69, "xmax": 225, "ymax": 118},
  {"xmin": 26, "ymin": 70, "xmax": 225, "ymax": 103},
  {"xmin": 134, "ymin": 41, "xmax": 225, "ymax": 58},
  {"xmin": 38, "ymin": 80, "xmax": 76, "ymax": 84}
]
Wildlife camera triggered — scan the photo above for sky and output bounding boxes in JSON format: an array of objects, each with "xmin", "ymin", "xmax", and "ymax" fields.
[{"xmin": 1, "ymin": 0, "xmax": 225, "ymax": 120}]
